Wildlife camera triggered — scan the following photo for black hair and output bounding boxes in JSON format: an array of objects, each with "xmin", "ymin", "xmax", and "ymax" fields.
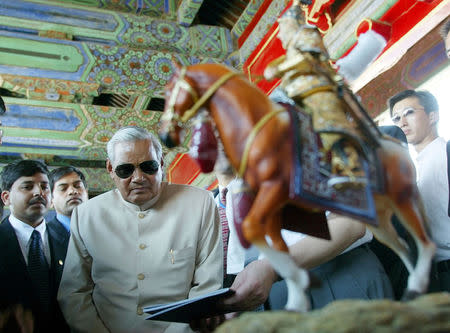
[
  {"xmin": 49, "ymin": 166, "xmax": 87, "ymax": 192},
  {"xmin": 0, "ymin": 188, "xmax": 3, "ymax": 218},
  {"xmin": 0, "ymin": 96, "xmax": 5, "ymax": 115},
  {"xmin": 1, "ymin": 160, "xmax": 50, "ymax": 191},
  {"xmin": 388, "ymin": 90, "xmax": 439, "ymax": 117},
  {"xmin": 378, "ymin": 125, "xmax": 407, "ymax": 144}
]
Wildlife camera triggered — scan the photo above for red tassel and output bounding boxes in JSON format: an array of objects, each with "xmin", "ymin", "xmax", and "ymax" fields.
[{"xmin": 189, "ymin": 120, "xmax": 218, "ymax": 173}]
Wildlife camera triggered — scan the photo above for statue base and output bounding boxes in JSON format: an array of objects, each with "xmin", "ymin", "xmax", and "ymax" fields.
[{"xmin": 216, "ymin": 293, "xmax": 450, "ymax": 333}]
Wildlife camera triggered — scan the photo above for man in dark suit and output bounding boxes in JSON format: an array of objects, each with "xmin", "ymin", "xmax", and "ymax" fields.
[
  {"xmin": 49, "ymin": 166, "xmax": 88, "ymax": 236},
  {"xmin": 0, "ymin": 159, "xmax": 69, "ymax": 333}
]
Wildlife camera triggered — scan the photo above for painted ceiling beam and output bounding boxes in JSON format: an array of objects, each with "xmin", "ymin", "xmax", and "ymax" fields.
[
  {"xmin": 177, "ymin": 0, "xmax": 204, "ymax": 27},
  {"xmin": 0, "ymin": 33, "xmax": 234, "ymax": 98},
  {"xmin": 0, "ymin": 74, "xmax": 100, "ymax": 104},
  {"xmin": 232, "ymin": 0, "xmax": 267, "ymax": 41},
  {"xmin": 0, "ymin": 96, "xmax": 164, "ymax": 160},
  {"xmin": 238, "ymin": 0, "xmax": 289, "ymax": 65},
  {"xmin": 0, "ymin": 27, "xmax": 235, "ymax": 98},
  {"xmin": 30, "ymin": 0, "xmax": 178, "ymax": 20},
  {"xmin": 0, "ymin": 154, "xmax": 106, "ymax": 168},
  {"xmin": 0, "ymin": 1, "xmax": 235, "ymax": 59}
]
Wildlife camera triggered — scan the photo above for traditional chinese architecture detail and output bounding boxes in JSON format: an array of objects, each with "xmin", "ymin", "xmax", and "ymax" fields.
[
  {"xmin": 117, "ymin": 15, "xmax": 234, "ymax": 59},
  {"xmin": 0, "ymin": 98, "xmax": 164, "ymax": 159},
  {"xmin": 358, "ymin": 24, "xmax": 448, "ymax": 118},
  {"xmin": 301, "ymin": 0, "xmax": 334, "ymax": 33},
  {"xmin": 49, "ymin": 0, "xmax": 176, "ymax": 18},
  {"xmin": 1, "ymin": 1, "xmax": 234, "ymax": 59},
  {"xmin": 177, "ymin": 0, "xmax": 205, "ymax": 27},
  {"xmin": 231, "ymin": 0, "xmax": 265, "ymax": 40},
  {"xmin": 0, "ymin": 33, "xmax": 231, "ymax": 98},
  {"xmin": 79, "ymin": 167, "xmax": 116, "ymax": 194},
  {"xmin": 0, "ymin": 74, "xmax": 100, "ymax": 104},
  {"xmin": 238, "ymin": 0, "xmax": 290, "ymax": 63}
]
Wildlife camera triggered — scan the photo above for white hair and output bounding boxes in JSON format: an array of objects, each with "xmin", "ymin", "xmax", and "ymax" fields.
[{"xmin": 107, "ymin": 126, "xmax": 163, "ymax": 164}]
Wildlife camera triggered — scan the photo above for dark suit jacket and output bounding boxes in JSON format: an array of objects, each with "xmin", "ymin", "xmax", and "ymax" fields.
[
  {"xmin": 47, "ymin": 216, "xmax": 70, "ymax": 260},
  {"xmin": 0, "ymin": 216, "xmax": 70, "ymax": 332}
]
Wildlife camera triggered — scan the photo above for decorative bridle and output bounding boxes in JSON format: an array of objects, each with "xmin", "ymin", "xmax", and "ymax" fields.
[
  {"xmin": 162, "ymin": 66, "xmax": 237, "ymax": 127},
  {"xmin": 162, "ymin": 66, "xmax": 285, "ymax": 178}
]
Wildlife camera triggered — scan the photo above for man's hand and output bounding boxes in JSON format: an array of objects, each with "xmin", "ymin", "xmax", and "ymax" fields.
[
  {"xmin": 191, "ymin": 259, "xmax": 277, "ymax": 331},
  {"xmin": 221, "ymin": 259, "xmax": 277, "ymax": 312}
]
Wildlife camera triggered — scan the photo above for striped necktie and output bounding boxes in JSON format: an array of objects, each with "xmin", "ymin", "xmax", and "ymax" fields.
[
  {"xmin": 28, "ymin": 230, "xmax": 50, "ymax": 313},
  {"xmin": 218, "ymin": 188, "xmax": 229, "ymax": 276}
]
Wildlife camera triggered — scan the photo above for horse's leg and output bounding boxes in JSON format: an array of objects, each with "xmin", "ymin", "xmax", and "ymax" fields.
[
  {"xmin": 369, "ymin": 195, "xmax": 414, "ymax": 274},
  {"xmin": 374, "ymin": 142, "xmax": 436, "ymax": 298},
  {"xmin": 242, "ymin": 179, "xmax": 287, "ymax": 249},
  {"xmin": 389, "ymin": 190, "xmax": 436, "ymax": 298},
  {"xmin": 256, "ymin": 243, "xmax": 311, "ymax": 312},
  {"xmin": 242, "ymin": 181, "xmax": 310, "ymax": 312}
]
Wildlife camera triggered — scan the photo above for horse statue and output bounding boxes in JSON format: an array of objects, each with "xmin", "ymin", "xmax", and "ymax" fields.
[
  {"xmin": 158, "ymin": 61, "xmax": 435, "ymax": 311},
  {"xmin": 158, "ymin": 1, "xmax": 435, "ymax": 313}
]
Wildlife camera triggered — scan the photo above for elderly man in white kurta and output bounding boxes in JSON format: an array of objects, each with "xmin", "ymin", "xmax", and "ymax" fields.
[{"xmin": 58, "ymin": 126, "xmax": 223, "ymax": 333}]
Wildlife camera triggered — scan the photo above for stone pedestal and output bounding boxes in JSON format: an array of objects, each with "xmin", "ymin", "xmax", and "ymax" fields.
[{"xmin": 216, "ymin": 293, "xmax": 450, "ymax": 333}]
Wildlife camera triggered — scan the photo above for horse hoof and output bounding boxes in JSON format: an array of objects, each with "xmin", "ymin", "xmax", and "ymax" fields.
[{"xmin": 401, "ymin": 289, "xmax": 422, "ymax": 301}]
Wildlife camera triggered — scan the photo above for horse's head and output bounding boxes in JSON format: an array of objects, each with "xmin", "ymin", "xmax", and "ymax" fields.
[{"xmin": 159, "ymin": 63, "xmax": 199, "ymax": 148}]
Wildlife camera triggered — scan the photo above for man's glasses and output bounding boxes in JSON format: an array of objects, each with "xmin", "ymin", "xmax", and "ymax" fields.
[
  {"xmin": 114, "ymin": 160, "xmax": 159, "ymax": 179},
  {"xmin": 391, "ymin": 107, "xmax": 423, "ymax": 124}
]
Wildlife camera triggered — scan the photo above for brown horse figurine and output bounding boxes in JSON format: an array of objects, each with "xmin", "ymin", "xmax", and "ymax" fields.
[{"xmin": 158, "ymin": 62, "xmax": 436, "ymax": 311}]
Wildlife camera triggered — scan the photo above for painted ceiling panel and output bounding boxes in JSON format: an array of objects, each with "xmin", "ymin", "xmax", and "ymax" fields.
[
  {"xmin": 0, "ymin": 32, "xmax": 91, "ymax": 80},
  {"xmin": 35, "ymin": 0, "xmax": 176, "ymax": 18},
  {"xmin": 177, "ymin": 0, "xmax": 204, "ymax": 26},
  {"xmin": 1, "ymin": 96, "xmax": 161, "ymax": 159},
  {"xmin": 3, "ymin": 0, "xmax": 120, "ymax": 31},
  {"xmin": 4, "ymin": 104, "xmax": 81, "ymax": 131},
  {"xmin": 1, "ymin": 1, "xmax": 234, "ymax": 58}
]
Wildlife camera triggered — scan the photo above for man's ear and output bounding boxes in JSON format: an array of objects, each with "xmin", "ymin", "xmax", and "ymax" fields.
[
  {"xmin": 429, "ymin": 111, "xmax": 439, "ymax": 125},
  {"xmin": 106, "ymin": 159, "xmax": 114, "ymax": 179},
  {"xmin": 49, "ymin": 190, "xmax": 55, "ymax": 208},
  {"xmin": 1, "ymin": 190, "xmax": 10, "ymax": 206}
]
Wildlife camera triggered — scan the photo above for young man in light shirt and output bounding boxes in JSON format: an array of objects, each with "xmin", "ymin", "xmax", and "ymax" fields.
[{"xmin": 389, "ymin": 89, "xmax": 450, "ymax": 292}]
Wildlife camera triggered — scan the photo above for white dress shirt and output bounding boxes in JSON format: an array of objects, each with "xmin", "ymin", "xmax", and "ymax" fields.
[
  {"xmin": 216, "ymin": 180, "xmax": 247, "ymax": 275},
  {"xmin": 9, "ymin": 214, "xmax": 51, "ymax": 265},
  {"xmin": 416, "ymin": 137, "xmax": 450, "ymax": 262}
]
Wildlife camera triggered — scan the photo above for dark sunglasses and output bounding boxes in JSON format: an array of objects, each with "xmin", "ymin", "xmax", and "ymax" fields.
[{"xmin": 114, "ymin": 160, "xmax": 159, "ymax": 179}]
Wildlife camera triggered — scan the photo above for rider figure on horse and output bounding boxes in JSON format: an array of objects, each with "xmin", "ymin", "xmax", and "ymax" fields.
[{"xmin": 264, "ymin": 0, "xmax": 364, "ymax": 186}]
